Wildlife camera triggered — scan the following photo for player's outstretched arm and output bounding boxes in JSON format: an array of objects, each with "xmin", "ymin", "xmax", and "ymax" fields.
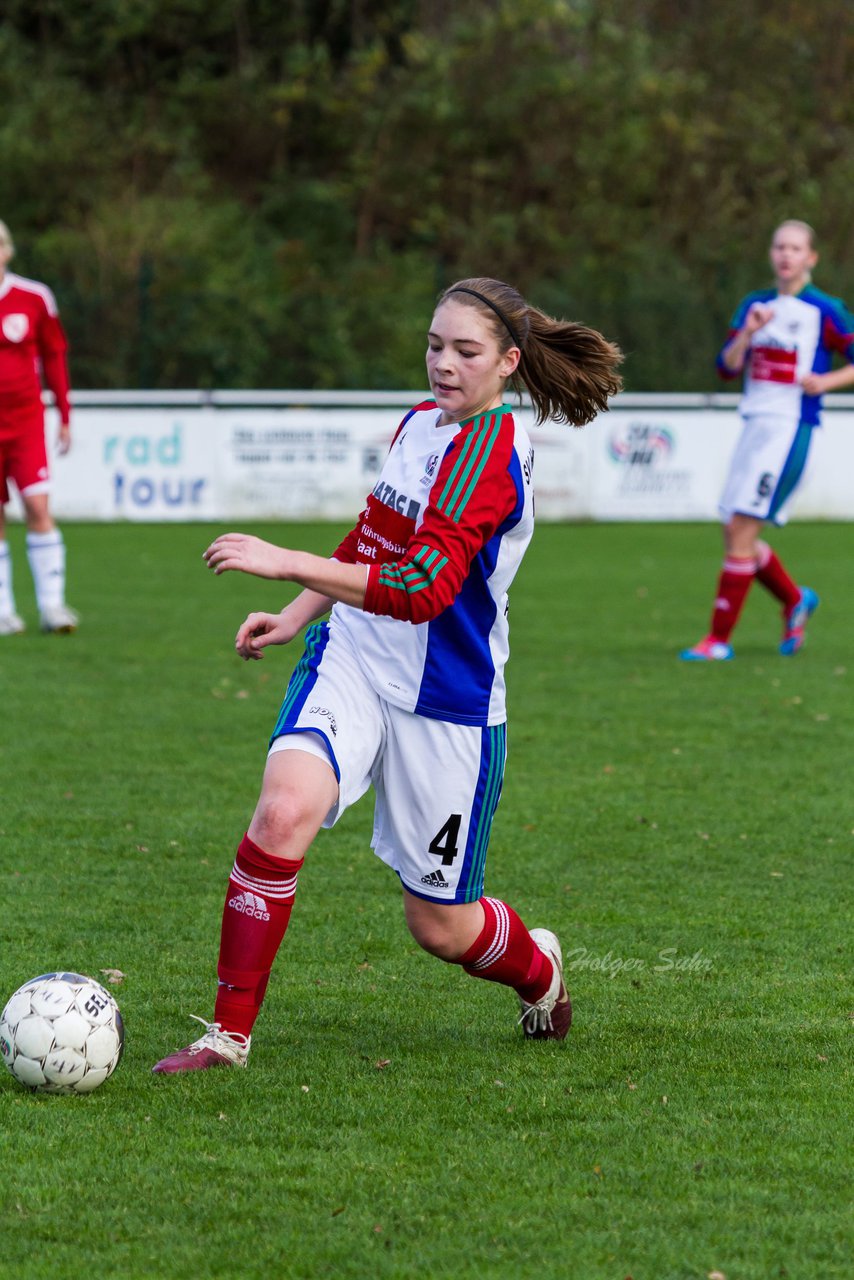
[{"xmin": 203, "ymin": 532, "xmax": 368, "ymax": 607}]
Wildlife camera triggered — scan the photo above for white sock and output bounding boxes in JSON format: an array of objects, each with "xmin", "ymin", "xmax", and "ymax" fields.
[
  {"xmin": 26, "ymin": 529, "xmax": 66, "ymax": 612},
  {"xmin": 0, "ymin": 541, "xmax": 17, "ymax": 616}
]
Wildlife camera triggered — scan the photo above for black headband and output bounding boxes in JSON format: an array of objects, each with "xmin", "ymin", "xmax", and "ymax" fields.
[{"xmin": 447, "ymin": 287, "xmax": 523, "ymax": 349}]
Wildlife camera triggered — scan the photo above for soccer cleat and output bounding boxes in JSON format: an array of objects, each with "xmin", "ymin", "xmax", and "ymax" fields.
[
  {"xmin": 679, "ymin": 635, "xmax": 734, "ymax": 662},
  {"xmin": 780, "ymin": 586, "xmax": 819, "ymax": 656},
  {"xmin": 151, "ymin": 1017, "xmax": 251, "ymax": 1074},
  {"xmin": 40, "ymin": 604, "xmax": 80, "ymax": 634},
  {"xmin": 519, "ymin": 929, "xmax": 572, "ymax": 1040},
  {"xmin": 0, "ymin": 612, "xmax": 26, "ymax": 636}
]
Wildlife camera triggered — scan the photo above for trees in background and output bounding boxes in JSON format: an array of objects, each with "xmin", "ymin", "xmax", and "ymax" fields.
[{"xmin": 1, "ymin": 0, "xmax": 851, "ymax": 390}]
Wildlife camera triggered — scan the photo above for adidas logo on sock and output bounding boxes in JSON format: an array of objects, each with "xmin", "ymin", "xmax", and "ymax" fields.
[
  {"xmin": 420, "ymin": 870, "xmax": 449, "ymax": 888},
  {"xmin": 227, "ymin": 890, "xmax": 271, "ymax": 921}
]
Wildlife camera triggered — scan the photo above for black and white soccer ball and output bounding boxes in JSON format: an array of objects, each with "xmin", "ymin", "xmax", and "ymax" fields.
[{"xmin": 0, "ymin": 972, "xmax": 124, "ymax": 1095}]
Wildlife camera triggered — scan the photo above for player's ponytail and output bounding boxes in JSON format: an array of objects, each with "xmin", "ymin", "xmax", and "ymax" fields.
[{"xmin": 440, "ymin": 277, "xmax": 623, "ymax": 426}]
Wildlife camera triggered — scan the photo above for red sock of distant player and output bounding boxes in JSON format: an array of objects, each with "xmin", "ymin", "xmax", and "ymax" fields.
[
  {"xmin": 754, "ymin": 540, "xmax": 801, "ymax": 611},
  {"xmin": 709, "ymin": 554, "xmax": 757, "ymax": 642},
  {"xmin": 214, "ymin": 833, "xmax": 303, "ymax": 1039},
  {"xmin": 460, "ymin": 897, "xmax": 553, "ymax": 1001}
]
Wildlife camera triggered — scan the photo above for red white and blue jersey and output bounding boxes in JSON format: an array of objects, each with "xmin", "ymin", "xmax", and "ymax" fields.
[
  {"xmin": 717, "ymin": 284, "xmax": 854, "ymax": 426},
  {"xmin": 0, "ymin": 272, "xmax": 71, "ymax": 434},
  {"xmin": 329, "ymin": 400, "xmax": 535, "ymax": 727}
]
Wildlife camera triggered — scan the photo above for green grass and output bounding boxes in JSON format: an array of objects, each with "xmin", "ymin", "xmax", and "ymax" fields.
[{"xmin": 1, "ymin": 521, "xmax": 851, "ymax": 1280}]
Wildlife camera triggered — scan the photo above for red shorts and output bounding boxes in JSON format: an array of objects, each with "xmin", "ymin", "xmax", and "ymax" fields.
[{"xmin": 0, "ymin": 404, "xmax": 49, "ymax": 503}]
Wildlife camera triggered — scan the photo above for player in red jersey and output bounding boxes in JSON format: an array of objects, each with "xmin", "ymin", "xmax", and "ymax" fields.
[
  {"xmin": 681, "ymin": 221, "xmax": 854, "ymax": 661},
  {"xmin": 0, "ymin": 220, "xmax": 79, "ymax": 635},
  {"xmin": 153, "ymin": 277, "xmax": 622, "ymax": 1073}
]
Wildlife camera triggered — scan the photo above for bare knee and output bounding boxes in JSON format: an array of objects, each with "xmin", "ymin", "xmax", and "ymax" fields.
[
  {"xmin": 407, "ymin": 915, "xmax": 462, "ymax": 961},
  {"xmin": 22, "ymin": 495, "xmax": 54, "ymax": 534},
  {"xmin": 403, "ymin": 895, "xmax": 484, "ymax": 963},
  {"xmin": 247, "ymin": 749, "xmax": 338, "ymax": 859},
  {"xmin": 249, "ymin": 787, "xmax": 321, "ymax": 854},
  {"xmin": 724, "ymin": 514, "xmax": 762, "ymax": 558}
]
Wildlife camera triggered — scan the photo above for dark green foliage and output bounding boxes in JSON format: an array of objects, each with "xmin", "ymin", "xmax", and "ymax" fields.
[{"xmin": 1, "ymin": 2, "xmax": 852, "ymax": 391}]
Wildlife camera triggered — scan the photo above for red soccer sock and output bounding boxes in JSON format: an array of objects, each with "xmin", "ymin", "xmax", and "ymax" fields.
[
  {"xmin": 460, "ymin": 897, "xmax": 553, "ymax": 1002},
  {"xmin": 755, "ymin": 540, "xmax": 801, "ymax": 611},
  {"xmin": 213, "ymin": 833, "xmax": 303, "ymax": 1038},
  {"xmin": 709, "ymin": 555, "xmax": 757, "ymax": 642}
]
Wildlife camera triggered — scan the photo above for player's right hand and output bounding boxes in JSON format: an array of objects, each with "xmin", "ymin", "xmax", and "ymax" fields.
[{"xmin": 744, "ymin": 302, "xmax": 774, "ymax": 334}]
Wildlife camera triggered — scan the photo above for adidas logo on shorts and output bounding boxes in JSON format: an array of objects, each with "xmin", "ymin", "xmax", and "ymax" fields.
[
  {"xmin": 227, "ymin": 890, "xmax": 271, "ymax": 921},
  {"xmin": 420, "ymin": 870, "xmax": 449, "ymax": 889}
]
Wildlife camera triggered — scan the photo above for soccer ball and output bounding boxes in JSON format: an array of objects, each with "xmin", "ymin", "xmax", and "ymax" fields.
[{"xmin": 0, "ymin": 972, "xmax": 124, "ymax": 1095}]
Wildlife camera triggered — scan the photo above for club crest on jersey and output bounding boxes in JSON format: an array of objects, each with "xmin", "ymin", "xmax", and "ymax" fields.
[
  {"xmin": 371, "ymin": 478, "xmax": 421, "ymax": 521},
  {"xmin": 420, "ymin": 453, "xmax": 440, "ymax": 487},
  {"xmin": 2, "ymin": 314, "xmax": 28, "ymax": 343}
]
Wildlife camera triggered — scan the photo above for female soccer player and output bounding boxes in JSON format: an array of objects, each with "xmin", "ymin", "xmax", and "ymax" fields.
[
  {"xmin": 153, "ymin": 277, "xmax": 622, "ymax": 1072},
  {"xmin": 0, "ymin": 220, "xmax": 79, "ymax": 635},
  {"xmin": 681, "ymin": 220, "xmax": 854, "ymax": 661}
]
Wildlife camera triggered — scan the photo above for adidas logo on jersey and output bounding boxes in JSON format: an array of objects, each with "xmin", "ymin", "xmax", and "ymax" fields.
[
  {"xmin": 420, "ymin": 870, "xmax": 449, "ymax": 888},
  {"xmin": 227, "ymin": 890, "xmax": 271, "ymax": 921}
]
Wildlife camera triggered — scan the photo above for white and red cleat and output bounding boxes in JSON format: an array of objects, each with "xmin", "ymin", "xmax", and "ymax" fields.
[
  {"xmin": 152, "ymin": 1017, "xmax": 250, "ymax": 1074},
  {"xmin": 519, "ymin": 929, "xmax": 572, "ymax": 1040}
]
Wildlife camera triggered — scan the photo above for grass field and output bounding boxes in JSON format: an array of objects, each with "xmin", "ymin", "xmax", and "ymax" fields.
[{"xmin": 1, "ymin": 520, "xmax": 851, "ymax": 1280}]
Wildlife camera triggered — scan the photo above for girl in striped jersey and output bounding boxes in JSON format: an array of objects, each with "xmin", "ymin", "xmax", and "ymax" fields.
[
  {"xmin": 681, "ymin": 221, "xmax": 854, "ymax": 661},
  {"xmin": 153, "ymin": 278, "xmax": 622, "ymax": 1074}
]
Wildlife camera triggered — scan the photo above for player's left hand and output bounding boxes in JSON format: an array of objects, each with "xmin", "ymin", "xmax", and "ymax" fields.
[
  {"xmin": 800, "ymin": 372, "xmax": 829, "ymax": 395},
  {"xmin": 57, "ymin": 424, "xmax": 71, "ymax": 455},
  {"xmin": 203, "ymin": 532, "xmax": 289, "ymax": 579}
]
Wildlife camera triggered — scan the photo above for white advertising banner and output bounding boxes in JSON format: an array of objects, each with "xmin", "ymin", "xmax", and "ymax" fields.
[
  {"xmin": 589, "ymin": 410, "xmax": 741, "ymax": 520},
  {"xmin": 216, "ymin": 408, "xmax": 402, "ymax": 520},
  {"xmin": 50, "ymin": 407, "xmax": 220, "ymax": 520},
  {"xmin": 42, "ymin": 402, "xmax": 407, "ymax": 522},
  {"xmin": 587, "ymin": 407, "xmax": 853, "ymax": 521},
  {"xmin": 19, "ymin": 392, "xmax": 854, "ymax": 522}
]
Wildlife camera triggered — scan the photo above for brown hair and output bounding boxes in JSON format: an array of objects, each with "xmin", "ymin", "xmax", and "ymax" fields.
[{"xmin": 439, "ymin": 276, "xmax": 623, "ymax": 426}]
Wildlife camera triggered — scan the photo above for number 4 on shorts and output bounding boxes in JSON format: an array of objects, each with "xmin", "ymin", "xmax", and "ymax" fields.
[{"xmin": 429, "ymin": 814, "xmax": 462, "ymax": 866}]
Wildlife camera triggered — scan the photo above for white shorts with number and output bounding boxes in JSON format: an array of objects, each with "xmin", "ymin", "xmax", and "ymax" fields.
[
  {"xmin": 719, "ymin": 413, "xmax": 814, "ymax": 527},
  {"xmin": 267, "ymin": 621, "xmax": 507, "ymax": 903}
]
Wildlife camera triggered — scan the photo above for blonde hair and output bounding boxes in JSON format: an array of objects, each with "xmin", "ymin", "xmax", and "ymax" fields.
[
  {"xmin": 773, "ymin": 220, "xmax": 817, "ymax": 249},
  {"xmin": 439, "ymin": 277, "xmax": 623, "ymax": 426},
  {"xmin": 0, "ymin": 221, "xmax": 14, "ymax": 255}
]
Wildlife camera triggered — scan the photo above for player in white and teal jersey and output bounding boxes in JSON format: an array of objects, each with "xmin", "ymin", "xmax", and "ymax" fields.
[
  {"xmin": 153, "ymin": 277, "xmax": 622, "ymax": 1073},
  {"xmin": 681, "ymin": 221, "xmax": 854, "ymax": 662}
]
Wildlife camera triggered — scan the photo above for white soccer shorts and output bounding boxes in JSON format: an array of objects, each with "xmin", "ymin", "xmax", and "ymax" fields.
[
  {"xmin": 267, "ymin": 622, "xmax": 507, "ymax": 903},
  {"xmin": 719, "ymin": 413, "xmax": 814, "ymax": 526}
]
